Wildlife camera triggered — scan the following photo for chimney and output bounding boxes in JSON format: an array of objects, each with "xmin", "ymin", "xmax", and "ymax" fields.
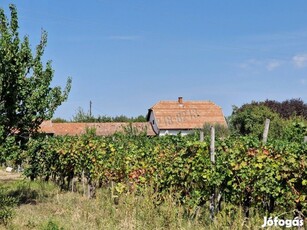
[{"xmin": 178, "ymin": 97, "xmax": 183, "ymax": 104}]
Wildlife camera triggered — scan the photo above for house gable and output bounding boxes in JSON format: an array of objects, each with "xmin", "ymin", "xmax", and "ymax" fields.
[{"xmin": 147, "ymin": 97, "xmax": 227, "ymax": 133}]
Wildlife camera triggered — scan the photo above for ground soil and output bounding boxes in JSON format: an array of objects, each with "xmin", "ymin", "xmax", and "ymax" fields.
[{"xmin": 0, "ymin": 168, "xmax": 23, "ymax": 183}]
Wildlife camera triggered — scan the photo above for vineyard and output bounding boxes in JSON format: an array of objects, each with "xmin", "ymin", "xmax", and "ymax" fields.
[
  {"xmin": 13, "ymin": 127, "xmax": 305, "ymax": 223},
  {"xmin": 1, "ymin": 3, "xmax": 307, "ymax": 228}
]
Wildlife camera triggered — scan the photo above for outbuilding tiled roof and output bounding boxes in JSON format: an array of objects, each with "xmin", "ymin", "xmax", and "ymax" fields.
[
  {"xmin": 39, "ymin": 121, "xmax": 156, "ymax": 136},
  {"xmin": 148, "ymin": 97, "xmax": 227, "ymax": 129}
]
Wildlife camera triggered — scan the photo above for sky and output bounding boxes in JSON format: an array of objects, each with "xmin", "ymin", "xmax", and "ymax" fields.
[{"xmin": 1, "ymin": 1, "xmax": 307, "ymax": 119}]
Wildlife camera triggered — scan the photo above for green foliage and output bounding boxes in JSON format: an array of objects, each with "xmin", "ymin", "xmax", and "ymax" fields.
[
  {"xmin": 4, "ymin": 182, "xmax": 270, "ymax": 229},
  {"xmin": 23, "ymin": 133, "xmax": 307, "ymax": 217},
  {"xmin": 71, "ymin": 107, "xmax": 95, "ymax": 122},
  {"xmin": 51, "ymin": 118, "xmax": 68, "ymax": 123},
  {"xmin": 0, "ymin": 135, "xmax": 22, "ymax": 165},
  {"xmin": 229, "ymin": 104, "xmax": 284, "ymax": 139},
  {"xmin": 217, "ymin": 136, "xmax": 307, "ymax": 215},
  {"xmin": 230, "ymin": 100, "xmax": 307, "ymax": 143},
  {"xmin": 44, "ymin": 220, "xmax": 64, "ymax": 230},
  {"xmin": 0, "ymin": 188, "xmax": 17, "ymax": 225},
  {"xmin": 202, "ymin": 123, "xmax": 230, "ymax": 139},
  {"xmin": 0, "ymin": 4, "xmax": 71, "ymax": 141},
  {"xmin": 71, "ymin": 106, "xmax": 146, "ymax": 122},
  {"xmin": 282, "ymin": 118, "xmax": 307, "ymax": 142},
  {"xmin": 256, "ymin": 98, "xmax": 306, "ymax": 119}
]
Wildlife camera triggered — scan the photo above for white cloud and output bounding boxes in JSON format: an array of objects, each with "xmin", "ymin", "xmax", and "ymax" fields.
[
  {"xmin": 266, "ymin": 60, "xmax": 281, "ymax": 71},
  {"xmin": 239, "ymin": 59, "xmax": 282, "ymax": 71},
  {"xmin": 293, "ymin": 54, "xmax": 307, "ymax": 68},
  {"xmin": 239, "ymin": 59, "xmax": 261, "ymax": 69}
]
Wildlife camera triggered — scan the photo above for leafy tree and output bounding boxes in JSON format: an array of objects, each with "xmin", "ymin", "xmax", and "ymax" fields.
[
  {"xmin": 95, "ymin": 115, "xmax": 112, "ymax": 122},
  {"xmin": 71, "ymin": 107, "xmax": 95, "ymax": 122},
  {"xmin": 246, "ymin": 99, "xmax": 306, "ymax": 119},
  {"xmin": 52, "ymin": 117, "xmax": 68, "ymax": 123},
  {"xmin": 281, "ymin": 117, "xmax": 307, "ymax": 142},
  {"xmin": 71, "ymin": 106, "xmax": 146, "ymax": 123},
  {"xmin": 229, "ymin": 104, "xmax": 283, "ymax": 139},
  {"xmin": 111, "ymin": 115, "xmax": 130, "ymax": 122},
  {"xmin": 202, "ymin": 123, "xmax": 230, "ymax": 139},
  {"xmin": 132, "ymin": 115, "xmax": 146, "ymax": 122},
  {"xmin": 0, "ymin": 4, "xmax": 71, "ymax": 142},
  {"xmin": 96, "ymin": 114, "xmax": 146, "ymax": 122}
]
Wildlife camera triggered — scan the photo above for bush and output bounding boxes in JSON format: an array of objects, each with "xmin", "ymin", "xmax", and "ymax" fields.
[
  {"xmin": 282, "ymin": 118, "xmax": 307, "ymax": 142},
  {"xmin": 202, "ymin": 123, "xmax": 230, "ymax": 139},
  {"xmin": 229, "ymin": 104, "xmax": 283, "ymax": 139},
  {"xmin": 44, "ymin": 220, "xmax": 64, "ymax": 230},
  {"xmin": 0, "ymin": 136, "xmax": 23, "ymax": 166},
  {"xmin": 0, "ymin": 188, "xmax": 17, "ymax": 225}
]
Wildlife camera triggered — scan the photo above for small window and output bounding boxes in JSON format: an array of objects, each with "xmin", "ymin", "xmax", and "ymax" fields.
[{"xmin": 152, "ymin": 120, "xmax": 155, "ymax": 125}]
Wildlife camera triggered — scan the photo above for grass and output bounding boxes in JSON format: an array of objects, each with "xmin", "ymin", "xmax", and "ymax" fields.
[
  {"xmin": 4, "ymin": 183, "xmax": 202, "ymax": 230},
  {"xmin": 0, "ymin": 171, "xmax": 291, "ymax": 229}
]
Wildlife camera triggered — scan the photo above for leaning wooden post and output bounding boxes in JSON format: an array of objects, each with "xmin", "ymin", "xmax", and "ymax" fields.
[
  {"xmin": 304, "ymin": 136, "xmax": 307, "ymax": 143},
  {"xmin": 262, "ymin": 119, "xmax": 270, "ymax": 144},
  {"xmin": 210, "ymin": 126, "xmax": 215, "ymax": 220}
]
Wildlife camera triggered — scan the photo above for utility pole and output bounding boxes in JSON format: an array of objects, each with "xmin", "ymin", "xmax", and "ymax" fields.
[{"xmin": 89, "ymin": 100, "xmax": 92, "ymax": 117}]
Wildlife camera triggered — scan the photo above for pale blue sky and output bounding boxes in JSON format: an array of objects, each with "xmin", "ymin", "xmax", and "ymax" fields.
[{"xmin": 1, "ymin": 1, "xmax": 307, "ymax": 119}]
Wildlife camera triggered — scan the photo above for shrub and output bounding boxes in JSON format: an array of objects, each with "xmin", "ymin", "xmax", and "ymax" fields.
[
  {"xmin": 282, "ymin": 117, "xmax": 307, "ymax": 142},
  {"xmin": 229, "ymin": 104, "xmax": 283, "ymax": 139},
  {"xmin": 0, "ymin": 188, "xmax": 17, "ymax": 225},
  {"xmin": 202, "ymin": 123, "xmax": 230, "ymax": 139}
]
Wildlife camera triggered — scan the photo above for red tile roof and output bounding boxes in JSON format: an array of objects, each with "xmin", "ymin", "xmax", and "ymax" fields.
[
  {"xmin": 148, "ymin": 98, "xmax": 227, "ymax": 129},
  {"xmin": 39, "ymin": 121, "xmax": 156, "ymax": 136}
]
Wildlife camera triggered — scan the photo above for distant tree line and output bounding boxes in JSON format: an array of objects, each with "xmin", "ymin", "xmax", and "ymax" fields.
[{"xmin": 52, "ymin": 107, "xmax": 146, "ymax": 123}]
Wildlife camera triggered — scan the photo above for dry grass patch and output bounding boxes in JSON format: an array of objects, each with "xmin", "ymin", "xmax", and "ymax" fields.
[
  {"xmin": 0, "ymin": 169, "xmax": 23, "ymax": 183},
  {"xmin": 0, "ymin": 177, "xmax": 282, "ymax": 230},
  {"xmin": 4, "ymin": 183, "xmax": 207, "ymax": 230}
]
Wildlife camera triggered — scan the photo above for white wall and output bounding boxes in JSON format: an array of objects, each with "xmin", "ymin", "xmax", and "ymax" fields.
[
  {"xmin": 159, "ymin": 129, "xmax": 195, "ymax": 136},
  {"xmin": 149, "ymin": 110, "xmax": 196, "ymax": 136}
]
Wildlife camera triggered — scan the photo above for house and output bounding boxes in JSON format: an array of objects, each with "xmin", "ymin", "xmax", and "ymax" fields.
[
  {"xmin": 146, "ymin": 97, "xmax": 227, "ymax": 136},
  {"xmin": 40, "ymin": 97, "xmax": 227, "ymax": 137},
  {"xmin": 39, "ymin": 121, "xmax": 156, "ymax": 136}
]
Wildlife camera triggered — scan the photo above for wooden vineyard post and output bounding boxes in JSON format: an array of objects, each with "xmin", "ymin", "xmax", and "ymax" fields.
[
  {"xmin": 304, "ymin": 136, "xmax": 307, "ymax": 143},
  {"xmin": 210, "ymin": 126, "xmax": 215, "ymax": 163},
  {"xmin": 82, "ymin": 170, "xmax": 86, "ymax": 197},
  {"xmin": 200, "ymin": 130, "xmax": 204, "ymax": 142},
  {"xmin": 111, "ymin": 181, "xmax": 119, "ymax": 205},
  {"xmin": 210, "ymin": 126, "xmax": 216, "ymax": 220},
  {"xmin": 263, "ymin": 119, "xmax": 270, "ymax": 144}
]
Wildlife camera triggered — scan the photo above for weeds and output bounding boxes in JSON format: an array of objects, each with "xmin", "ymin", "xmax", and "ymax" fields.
[
  {"xmin": 0, "ymin": 179, "xmax": 287, "ymax": 230},
  {"xmin": 0, "ymin": 190, "xmax": 16, "ymax": 225}
]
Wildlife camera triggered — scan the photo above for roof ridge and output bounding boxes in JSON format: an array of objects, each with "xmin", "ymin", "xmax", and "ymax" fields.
[
  {"xmin": 150, "ymin": 99, "xmax": 219, "ymax": 110},
  {"xmin": 151, "ymin": 100, "xmax": 216, "ymax": 108},
  {"xmin": 156, "ymin": 99, "xmax": 214, "ymax": 102}
]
